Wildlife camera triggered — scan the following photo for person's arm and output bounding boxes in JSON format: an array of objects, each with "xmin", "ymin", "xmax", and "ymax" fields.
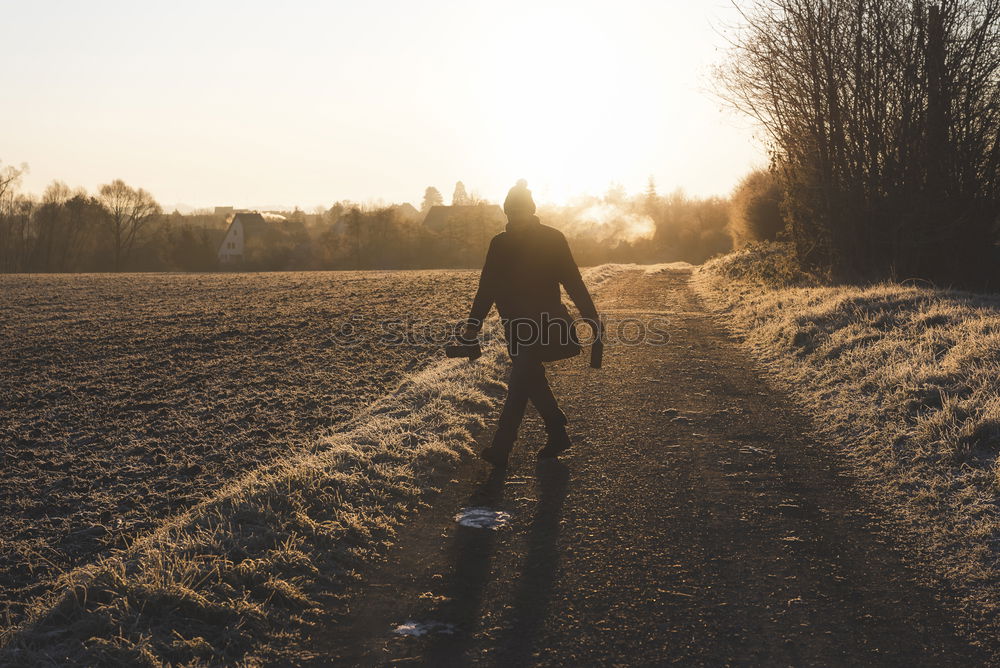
[
  {"xmin": 557, "ymin": 234, "xmax": 603, "ymax": 368},
  {"xmin": 464, "ymin": 236, "xmax": 499, "ymax": 336},
  {"xmin": 557, "ymin": 235, "xmax": 598, "ymax": 323}
]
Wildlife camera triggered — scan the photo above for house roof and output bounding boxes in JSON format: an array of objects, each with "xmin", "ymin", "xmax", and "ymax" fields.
[
  {"xmin": 233, "ymin": 212, "xmax": 268, "ymax": 237},
  {"xmin": 391, "ymin": 203, "xmax": 421, "ymax": 223}
]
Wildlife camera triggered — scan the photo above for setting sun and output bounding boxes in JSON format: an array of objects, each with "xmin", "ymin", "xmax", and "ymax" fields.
[{"xmin": 481, "ymin": 7, "xmax": 652, "ymax": 202}]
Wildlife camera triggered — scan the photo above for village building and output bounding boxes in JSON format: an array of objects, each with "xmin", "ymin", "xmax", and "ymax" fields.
[
  {"xmin": 391, "ymin": 203, "xmax": 421, "ymax": 224},
  {"xmin": 217, "ymin": 212, "xmax": 310, "ymax": 267}
]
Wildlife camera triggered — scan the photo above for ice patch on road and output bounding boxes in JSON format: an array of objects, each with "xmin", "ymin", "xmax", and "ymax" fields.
[
  {"xmin": 393, "ymin": 620, "xmax": 457, "ymax": 637},
  {"xmin": 454, "ymin": 507, "xmax": 511, "ymax": 530}
]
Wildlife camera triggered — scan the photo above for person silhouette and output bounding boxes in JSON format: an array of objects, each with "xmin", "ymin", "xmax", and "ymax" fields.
[{"xmin": 459, "ymin": 180, "xmax": 601, "ymax": 466}]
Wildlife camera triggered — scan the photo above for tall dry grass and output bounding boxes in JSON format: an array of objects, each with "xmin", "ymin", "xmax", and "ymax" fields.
[{"xmin": 694, "ymin": 244, "xmax": 1000, "ymax": 647}]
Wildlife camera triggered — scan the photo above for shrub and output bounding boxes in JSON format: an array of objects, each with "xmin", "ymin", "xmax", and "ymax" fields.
[
  {"xmin": 702, "ymin": 242, "xmax": 821, "ymax": 288},
  {"xmin": 729, "ymin": 169, "xmax": 784, "ymax": 248}
]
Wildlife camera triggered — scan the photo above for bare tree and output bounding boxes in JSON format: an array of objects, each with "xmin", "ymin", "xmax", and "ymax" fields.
[
  {"xmin": 61, "ymin": 193, "xmax": 104, "ymax": 271},
  {"xmin": 0, "ymin": 161, "xmax": 24, "ymax": 202},
  {"xmin": 30, "ymin": 181, "xmax": 72, "ymax": 271},
  {"xmin": 0, "ymin": 161, "xmax": 31, "ymax": 272},
  {"xmin": 0, "ymin": 196, "xmax": 36, "ymax": 273},
  {"xmin": 720, "ymin": 0, "xmax": 1000, "ymax": 284},
  {"xmin": 465, "ymin": 190, "xmax": 492, "ymax": 206},
  {"xmin": 97, "ymin": 179, "xmax": 162, "ymax": 271}
]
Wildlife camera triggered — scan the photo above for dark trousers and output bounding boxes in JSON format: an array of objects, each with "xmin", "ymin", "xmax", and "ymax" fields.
[{"xmin": 493, "ymin": 355, "xmax": 567, "ymax": 449}]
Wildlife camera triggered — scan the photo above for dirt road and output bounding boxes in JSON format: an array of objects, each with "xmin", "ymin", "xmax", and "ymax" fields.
[{"xmin": 309, "ymin": 268, "xmax": 986, "ymax": 666}]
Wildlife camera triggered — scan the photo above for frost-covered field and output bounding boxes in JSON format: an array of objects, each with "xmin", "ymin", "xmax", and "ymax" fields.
[{"xmin": 0, "ymin": 270, "xmax": 479, "ymax": 633}]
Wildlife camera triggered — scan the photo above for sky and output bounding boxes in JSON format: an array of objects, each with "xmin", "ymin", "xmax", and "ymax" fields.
[{"xmin": 1, "ymin": 0, "xmax": 766, "ymax": 211}]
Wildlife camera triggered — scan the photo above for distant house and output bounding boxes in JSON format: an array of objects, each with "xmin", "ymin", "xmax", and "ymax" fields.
[
  {"xmin": 214, "ymin": 206, "xmax": 235, "ymax": 218},
  {"xmin": 218, "ymin": 212, "xmax": 265, "ymax": 264},
  {"xmin": 422, "ymin": 204, "xmax": 506, "ymax": 238},
  {"xmin": 391, "ymin": 203, "xmax": 421, "ymax": 224},
  {"xmin": 217, "ymin": 212, "xmax": 310, "ymax": 267}
]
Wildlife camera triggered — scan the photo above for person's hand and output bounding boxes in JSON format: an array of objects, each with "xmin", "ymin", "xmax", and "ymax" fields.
[
  {"xmin": 589, "ymin": 316, "xmax": 603, "ymax": 369},
  {"xmin": 590, "ymin": 337, "xmax": 604, "ymax": 369}
]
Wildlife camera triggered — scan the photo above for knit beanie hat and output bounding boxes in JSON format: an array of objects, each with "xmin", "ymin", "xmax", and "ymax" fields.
[{"xmin": 503, "ymin": 179, "xmax": 536, "ymax": 219}]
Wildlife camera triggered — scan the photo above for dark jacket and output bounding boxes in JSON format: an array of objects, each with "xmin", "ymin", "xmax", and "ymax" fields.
[{"xmin": 468, "ymin": 217, "xmax": 598, "ymax": 327}]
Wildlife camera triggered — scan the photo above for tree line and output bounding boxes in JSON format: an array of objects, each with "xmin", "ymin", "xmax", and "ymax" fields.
[
  {"xmin": 240, "ymin": 186, "xmax": 735, "ymax": 271},
  {"xmin": 0, "ymin": 166, "xmax": 165, "ymax": 273},
  {"xmin": 722, "ymin": 0, "xmax": 1000, "ymax": 287},
  {"xmin": 0, "ymin": 169, "xmax": 741, "ymax": 273}
]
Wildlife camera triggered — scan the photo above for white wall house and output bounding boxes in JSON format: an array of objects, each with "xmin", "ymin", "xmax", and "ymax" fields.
[{"xmin": 217, "ymin": 213, "xmax": 267, "ymax": 264}]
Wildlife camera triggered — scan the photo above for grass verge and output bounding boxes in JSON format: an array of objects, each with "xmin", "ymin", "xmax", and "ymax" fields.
[
  {"xmin": 693, "ymin": 244, "xmax": 1000, "ymax": 650},
  {"xmin": 0, "ymin": 339, "xmax": 508, "ymax": 666}
]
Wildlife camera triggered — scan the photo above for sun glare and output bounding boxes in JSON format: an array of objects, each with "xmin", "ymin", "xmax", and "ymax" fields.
[
  {"xmin": 3, "ymin": 2, "xmax": 759, "ymax": 208},
  {"xmin": 482, "ymin": 8, "xmax": 659, "ymax": 204}
]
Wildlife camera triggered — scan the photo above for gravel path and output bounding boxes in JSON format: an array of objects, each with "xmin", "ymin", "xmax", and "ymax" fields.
[{"xmin": 310, "ymin": 267, "xmax": 986, "ymax": 666}]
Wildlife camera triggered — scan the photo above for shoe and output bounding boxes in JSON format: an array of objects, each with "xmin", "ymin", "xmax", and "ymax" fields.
[
  {"xmin": 537, "ymin": 427, "xmax": 572, "ymax": 459},
  {"xmin": 479, "ymin": 445, "xmax": 511, "ymax": 467}
]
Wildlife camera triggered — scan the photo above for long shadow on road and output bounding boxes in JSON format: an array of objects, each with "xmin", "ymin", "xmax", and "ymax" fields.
[
  {"xmin": 421, "ymin": 461, "xmax": 570, "ymax": 666},
  {"xmin": 421, "ymin": 468, "xmax": 508, "ymax": 664},
  {"xmin": 491, "ymin": 461, "xmax": 569, "ymax": 666}
]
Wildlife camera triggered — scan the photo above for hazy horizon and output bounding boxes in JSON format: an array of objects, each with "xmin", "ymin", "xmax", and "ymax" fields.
[{"xmin": 3, "ymin": 0, "xmax": 765, "ymax": 209}]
